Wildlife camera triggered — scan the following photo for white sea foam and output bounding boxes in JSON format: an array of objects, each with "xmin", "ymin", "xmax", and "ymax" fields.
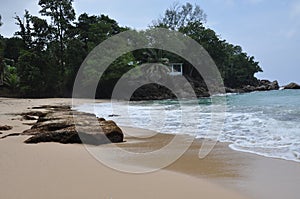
[{"xmin": 76, "ymin": 90, "xmax": 300, "ymax": 162}]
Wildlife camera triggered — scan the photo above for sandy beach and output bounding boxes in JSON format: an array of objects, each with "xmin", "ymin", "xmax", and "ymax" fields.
[{"xmin": 1, "ymin": 98, "xmax": 300, "ymax": 199}]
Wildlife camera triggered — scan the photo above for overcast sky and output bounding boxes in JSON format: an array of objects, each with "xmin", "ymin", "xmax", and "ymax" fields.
[{"xmin": 0, "ymin": 0, "xmax": 299, "ymax": 85}]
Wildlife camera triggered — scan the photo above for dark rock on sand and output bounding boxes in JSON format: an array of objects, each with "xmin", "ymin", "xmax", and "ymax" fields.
[
  {"xmin": 23, "ymin": 115, "xmax": 39, "ymax": 120},
  {"xmin": 24, "ymin": 131, "xmax": 82, "ymax": 144},
  {"xmin": 0, "ymin": 125, "xmax": 13, "ymax": 131},
  {"xmin": 21, "ymin": 111, "xmax": 47, "ymax": 117},
  {"xmin": 32, "ymin": 105, "xmax": 71, "ymax": 110},
  {"xmin": 22, "ymin": 105, "xmax": 124, "ymax": 145},
  {"xmin": 1, "ymin": 133, "xmax": 21, "ymax": 139},
  {"xmin": 284, "ymin": 82, "xmax": 300, "ymax": 89}
]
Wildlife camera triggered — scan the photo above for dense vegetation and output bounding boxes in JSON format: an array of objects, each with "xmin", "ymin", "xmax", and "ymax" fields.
[{"xmin": 0, "ymin": 0, "xmax": 262, "ymax": 98}]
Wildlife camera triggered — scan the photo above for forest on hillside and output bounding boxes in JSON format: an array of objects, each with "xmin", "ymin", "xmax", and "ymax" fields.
[{"xmin": 0, "ymin": 0, "xmax": 263, "ymax": 98}]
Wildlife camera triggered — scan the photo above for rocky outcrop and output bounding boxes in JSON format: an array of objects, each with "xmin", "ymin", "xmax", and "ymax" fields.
[
  {"xmin": 283, "ymin": 82, "xmax": 300, "ymax": 89},
  {"xmin": 20, "ymin": 106, "xmax": 123, "ymax": 145},
  {"xmin": 258, "ymin": 80, "xmax": 279, "ymax": 90},
  {"xmin": 129, "ymin": 75, "xmax": 283, "ymax": 100},
  {"xmin": 129, "ymin": 75, "xmax": 210, "ymax": 100},
  {"xmin": 239, "ymin": 80, "xmax": 279, "ymax": 93}
]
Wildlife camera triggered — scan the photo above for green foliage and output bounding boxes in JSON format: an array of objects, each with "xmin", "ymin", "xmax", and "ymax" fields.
[
  {"xmin": 17, "ymin": 51, "xmax": 43, "ymax": 95},
  {"xmin": 0, "ymin": 1, "xmax": 264, "ymax": 98},
  {"xmin": 39, "ymin": 0, "xmax": 76, "ymax": 72},
  {"xmin": 153, "ymin": 2, "xmax": 206, "ymax": 30},
  {"xmin": 63, "ymin": 38, "xmax": 87, "ymax": 91},
  {"xmin": 3, "ymin": 37, "xmax": 25, "ymax": 62},
  {"xmin": 76, "ymin": 13, "xmax": 128, "ymax": 51},
  {"xmin": 15, "ymin": 10, "xmax": 51, "ymax": 51},
  {"xmin": 101, "ymin": 52, "xmax": 136, "ymax": 81},
  {"xmin": 14, "ymin": 10, "xmax": 32, "ymax": 49},
  {"xmin": 152, "ymin": 2, "xmax": 262, "ymax": 87},
  {"xmin": 3, "ymin": 63, "xmax": 19, "ymax": 91},
  {"xmin": 16, "ymin": 50, "xmax": 58, "ymax": 97},
  {"xmin": 0, "ymin": 15, "xmax": 3, "ymax": 27}
]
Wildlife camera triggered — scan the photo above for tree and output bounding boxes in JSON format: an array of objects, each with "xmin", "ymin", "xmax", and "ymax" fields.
[
  {"xmin": 76, "ymin": 13, "xmax": 127, "ymax": 51},
  {"xmin": 3, "ymin": 60, "xmax": 19, "ymax": 91},
  {"xmin": 152, "ymin": 2, "xmax": 263, "ymax": 88},
  {"xmin": 15, "ymin": 10, "xmax": 32, "ymax": 49},
  {"xmin": 17, "ymin": 50, "xmax": 58, "ymax": 97},
  {"xmin": 15, "ymin": 10, "xmax": 51, "ymax": 51},
  {"xmin": 0, "ymin": 15, "xmax": 3, "ymax": 27},
  {"xmin": 3, "ymin": 37, "xmax": 25, "ymax": 62},
  {"xmin": 63, "ymin": 38, "xmax": 87, "ymax": 93},
  {"xmin": 30, "ymin": 16, "xmax": 52, "ymax": 51},
  {"xmin": 39, "ymin": 0, "xmax": 76, "ymax": 72},
  {"xmin": 152, "ymin": 2, "xmax": 206, "ymax": 31}
]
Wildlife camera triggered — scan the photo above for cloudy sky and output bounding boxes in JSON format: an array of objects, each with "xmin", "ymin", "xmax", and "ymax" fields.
[{"xmin": 0, "ymin": 0, "xmax": 299, "ymax": 85}]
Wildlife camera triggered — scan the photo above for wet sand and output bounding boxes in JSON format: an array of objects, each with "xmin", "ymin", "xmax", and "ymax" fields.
[
  {"xmin": 1, "ymin": 98, "xmax": 300, "ymax": 199},
  {"xmin": 119, "ymin": 126, "xmax": 300, "ymax": 199}
]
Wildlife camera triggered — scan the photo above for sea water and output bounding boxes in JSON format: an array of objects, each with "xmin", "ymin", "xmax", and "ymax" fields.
[{"xmin": 76, "ymin": 89, "xmax": 300, "ymax": 162}]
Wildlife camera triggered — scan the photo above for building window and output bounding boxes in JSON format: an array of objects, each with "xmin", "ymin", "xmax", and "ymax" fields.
[{"xmin": 169, "ymin": 63, "xmax": 183, "ymax": 76}]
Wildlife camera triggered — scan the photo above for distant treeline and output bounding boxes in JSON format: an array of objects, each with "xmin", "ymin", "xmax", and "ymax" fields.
[{"xmin": 0, "ymin": 0, "xmax": 262, "ymax": 98}]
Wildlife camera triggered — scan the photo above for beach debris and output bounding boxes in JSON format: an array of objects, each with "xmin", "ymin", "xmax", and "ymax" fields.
[{"xmin": 0, "ymin": 125, "xmax": 13, "ymax": 131}]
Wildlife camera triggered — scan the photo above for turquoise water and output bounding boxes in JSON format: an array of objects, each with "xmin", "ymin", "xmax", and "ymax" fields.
[{"xmin": 77, "ymin": 90, "xmax": 300, "ymax": 162}]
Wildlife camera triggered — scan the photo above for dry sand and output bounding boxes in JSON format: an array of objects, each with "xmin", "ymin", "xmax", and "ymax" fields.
[{"xmin": 1, "ymin": 98, "xmax": 300, "ymax": 199}]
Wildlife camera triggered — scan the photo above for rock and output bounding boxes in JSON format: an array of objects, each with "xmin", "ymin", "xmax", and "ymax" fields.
[
  {"xmin": 24, "ymin": 131, "xmax": 82, "ymax": 144},
  {"xmin": 226, "ymin": 87, "xmax": 237, "ymax": 93},
  {"xmin": 32, "ymin": 105, "xmax": 71, "ymax": 111},
  {"xmin": 21, "ymin": 111, "xmax": 47, "ymax": 117},
  {"xmin": 98, "ymin": 118, "xmax": 106, "ymax": 122},
  {"xmin": 284, "ymin": 82, "xmax": 300, "ymax": 89},
  {"xmin": 0, "ymin": 125, "xmax": 13, "ymax": 131},
  {"xmin": 0, "ymin": 133, "xmax": 20, "ymax": 139},
  {"xmin": 268, "ymin": 80, "xmax": 279, "ymax": 90},
  {"xmin": 108, "ymin": 114, "xmax": 120, "ymax": 117},
  {"xmin": 99, "ymin": 120, "xmax": 123, "ymax": 143},
  {"xmin": 22, "ymin": 106, "xmax": 124, "ymax": 145},
  {"xmin": 256, "ymin": 85, "xmax": 268, "ymax": 91},
  {"xmin": 22, "ymin": 122, "xmax": 38, "ymax": 126},
  {"xmin": 226, "ymin": 87, "xmax": 245, "ymax": 93},
  {"xmin": 23, "ymin": 115, "xmax": 39, "ymax": 120},
  {"xmin": 241, "ymin": 80, "xmax": 279, "ymax": 92},
  {"xmin": 256, "ymin": 80, "xmax": 279, "ymax": 91}
]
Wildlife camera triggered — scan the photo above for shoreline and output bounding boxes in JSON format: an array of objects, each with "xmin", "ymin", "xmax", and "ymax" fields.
[
  {"xmin": 117, "ymin": 126, "xmax": 300, "ymax": 198},
  {"xmin": 1, "ymin": 98, "xmax": 300, "ymax": 198}
]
